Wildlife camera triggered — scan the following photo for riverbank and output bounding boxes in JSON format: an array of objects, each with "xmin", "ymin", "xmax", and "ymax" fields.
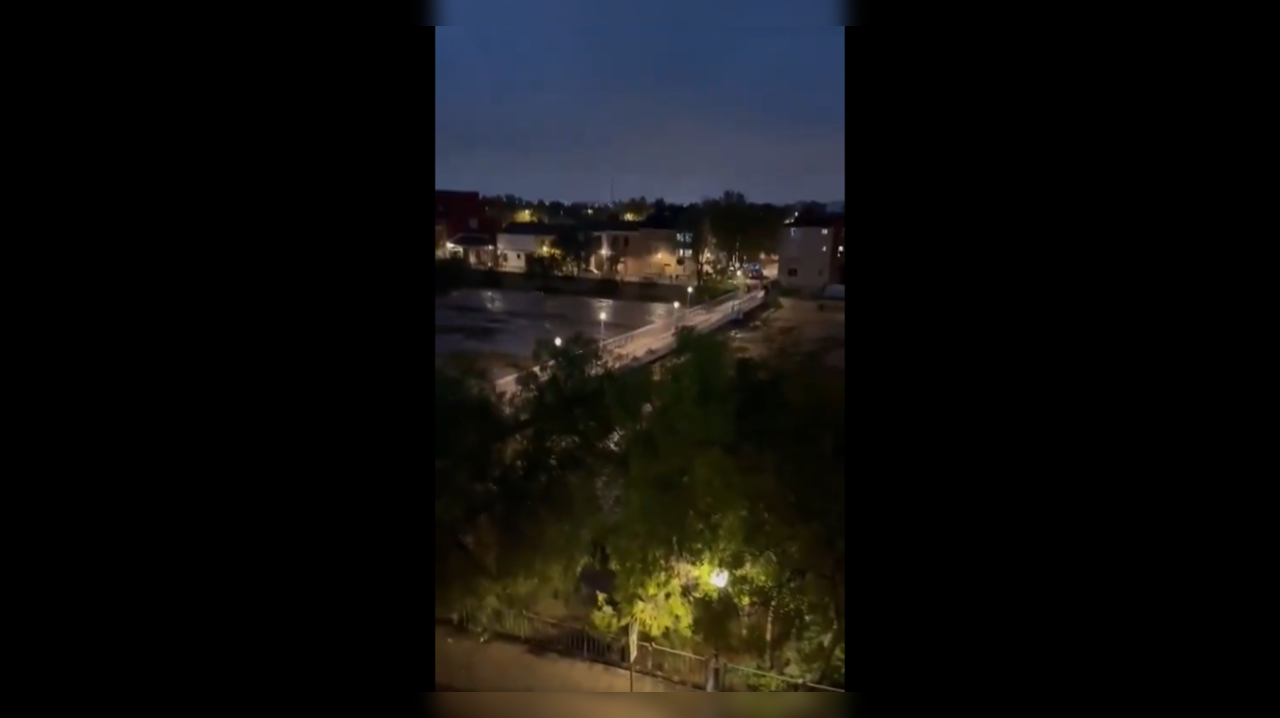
[{"xmin": 436, "ymin": 260, "xmax": 735, "ymax": 304}]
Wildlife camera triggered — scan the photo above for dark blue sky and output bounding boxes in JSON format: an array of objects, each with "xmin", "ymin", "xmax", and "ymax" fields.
[{"xmin": 435, "ymin": 7, "xmax": 844, "ymax": 204}]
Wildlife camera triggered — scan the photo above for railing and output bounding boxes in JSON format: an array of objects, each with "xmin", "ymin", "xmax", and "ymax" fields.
[
  {"xmin": 450, "ymin": 604, "xmax": 630, "ymax": 669},
  {"xmin": 492, "ymin": 288, "xmax": 766, "ymax": 398},
  {"xmin": 720, "ymin": 662, "xmax": 844, "ymax": 692},
  {"xmin": 634, "ymin": 641, "xmax": 708, "ymax": 689},
  {"xmin": 442, "ymin": 603, "xmax": 842, "ymax": 692}
]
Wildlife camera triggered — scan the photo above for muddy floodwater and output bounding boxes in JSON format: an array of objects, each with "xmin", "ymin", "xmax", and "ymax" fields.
[{"xmin": 436, "ymin": 289, "xmax": 680, "ymax": 380}]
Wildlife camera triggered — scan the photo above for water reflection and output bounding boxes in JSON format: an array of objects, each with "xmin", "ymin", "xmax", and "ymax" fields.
[{"xmin": 436, "ymin": 289, "xmax": 680, "ymax": 371}]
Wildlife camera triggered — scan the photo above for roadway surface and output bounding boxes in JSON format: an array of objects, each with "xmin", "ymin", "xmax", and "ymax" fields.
[{"xmin": 435, "ymin": 624, "xmax": 695, "ymax": 692}]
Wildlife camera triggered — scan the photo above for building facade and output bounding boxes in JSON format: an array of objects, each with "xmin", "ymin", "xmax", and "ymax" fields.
[
  {"xmin": 777, "ymin": 214, "xmax": 844, "ymax": 293},
  {"xmin": 601, "ymin": 213, "xmax": 696, "ymax": 282},
  {"xmin": 496, "ymin": 224, "xmax": 557, "ymax": 273},
  {"xmin": 436, "ymin": 190, "xmax": 482, "ymax": 236}
]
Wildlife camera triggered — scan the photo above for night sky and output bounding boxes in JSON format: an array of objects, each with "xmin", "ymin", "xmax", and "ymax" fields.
[{"xmin": 435, "ymin": 7, "xmax": 845, "ymax": 205}]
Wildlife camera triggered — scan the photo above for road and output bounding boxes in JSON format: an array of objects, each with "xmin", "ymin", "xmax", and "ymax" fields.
[
  {"xmin": 435, "ymin": 624, "xmax": 695, "ymax": 692},
  {"xmin": 433, "ymin": 691, "xmax": 708, "ymax": 718}
]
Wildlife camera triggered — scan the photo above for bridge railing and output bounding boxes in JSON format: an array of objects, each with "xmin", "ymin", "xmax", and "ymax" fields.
[
  {"xmin": 493, "ymin": 288, "xmax": 765, "ymax": 398},
  {"xmin": 444, "ymin": 603, "xmax": 842, "ymax": 692}
]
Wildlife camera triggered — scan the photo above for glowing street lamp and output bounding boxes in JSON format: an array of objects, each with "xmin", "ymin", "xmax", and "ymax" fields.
[
  {"xmin": 554, "ymin": 336, "xmax": 562, "ymax": 347},
  {"xmin": 707, "ymin": 568, "xmax": 729, "ymax": 690},
  {"xmin": 599, "ymin": 311, "xmax": 607, "ymax": 349}
]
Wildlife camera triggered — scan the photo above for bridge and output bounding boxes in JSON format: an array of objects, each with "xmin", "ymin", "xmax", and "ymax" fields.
[{"xmin": 494, "ymin": 288, "xmax": 767, "ymax": 397}]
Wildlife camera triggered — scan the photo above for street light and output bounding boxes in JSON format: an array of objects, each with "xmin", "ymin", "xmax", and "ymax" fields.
[
  {"xmin": 599, "ymin": 311, "xmax": 607, "ymax": 350},
  {"xmin": 554, "ymin": 336, "xmax": 562, "ymax": 347},
  {"xmin": 708, "ymin": 568, "xmax": 729, "ymax": 691},
  {"xmin": 673, "ymin": 301, "xmax": 680, "ymax": 332}
]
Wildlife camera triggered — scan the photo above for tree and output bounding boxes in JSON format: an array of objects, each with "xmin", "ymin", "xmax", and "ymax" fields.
[
  {"xmin": 551, "ymin": 228, "xmax": 591, "ymax": 275},
  {"xmin": 676, "ymin": 204, "xmax": 711, "ymax": 283},
  {"xmin": 435, "ymin": 326, "xmax": 847, "ymax": 687},
  {"xmin": 436, "ymin": 334, "xmax": 651, "ymax": 615},
  {"xmin": 741, "ymin": 203, "xmax": 788, "ymax": 262},
  {"xmin": 604, "ymin": 333, "xmax": 846, "ymax": 682},
  {"xmin": 706, "ymin": 196, "xmax": 752, "ymax": 267}
]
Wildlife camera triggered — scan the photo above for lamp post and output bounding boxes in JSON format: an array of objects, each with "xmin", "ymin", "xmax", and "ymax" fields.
[
  {"xmin": 673, "ymin": 301, "xmax": 680, "ymax": 333},
  {"xmin": 628, "ymin": 618, "xmax": 638, "ymax": 692},
  {"xmin": 599, "ymin": 311, "xmax": 607, "ymax": 352},
  {"xmin": 708, "ymin": 569, "xmax": 729, "ymax": 691}
]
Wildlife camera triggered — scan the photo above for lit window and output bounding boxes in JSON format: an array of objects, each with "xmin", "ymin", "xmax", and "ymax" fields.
[{"xmin": 822, "ymin": 229, "xmax": 829, "ymax": 235}]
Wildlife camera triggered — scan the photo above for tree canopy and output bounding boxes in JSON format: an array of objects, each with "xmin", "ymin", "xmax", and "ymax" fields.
[
  {"xmin": 436, "ymin": 307, "xmax": 845, "ymax": 688},
  {"xmin": 435, "ymin": 314, "xmax": 844, "ymax": 691}
]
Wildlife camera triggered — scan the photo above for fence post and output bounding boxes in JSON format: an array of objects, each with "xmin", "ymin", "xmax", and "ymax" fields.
[{"xmin": 647, "ymin": 642, "xmax": 653, "ymax": 673}]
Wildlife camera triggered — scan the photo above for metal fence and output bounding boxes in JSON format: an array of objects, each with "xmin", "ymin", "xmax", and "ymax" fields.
[
  {"xmin": 720, "ymin": 662, "xmax": 845, "ymax": 692},
  {"xmin": 451, "ymin": 604, "xmax": 630, "ymax": 668},
  {"xmin": 634, "ymin": 640, "xmax": 708, "ymax": 689},
  {"xmin": 444, "ymin": 604, "xmax": 842, "ymax": 692}
]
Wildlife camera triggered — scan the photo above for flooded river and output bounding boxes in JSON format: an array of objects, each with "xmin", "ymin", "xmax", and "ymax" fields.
[{"xmin": 436, "ymin": 289, "xmax": 681, "ymax": 379}]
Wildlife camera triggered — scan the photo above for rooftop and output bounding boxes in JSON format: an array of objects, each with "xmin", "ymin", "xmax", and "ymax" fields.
[
  {"xmin": 448, "ymin": 233, "xmax": 495, "ymax": 248},
  {"xmin": 499, "ymin": 222, "xmax": 563, "ymax": 235}
]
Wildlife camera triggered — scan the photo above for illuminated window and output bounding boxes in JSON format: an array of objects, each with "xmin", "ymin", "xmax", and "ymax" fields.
[{"xmin": 821, "ymin": 228, "xmax": 829, "ymax": 235}]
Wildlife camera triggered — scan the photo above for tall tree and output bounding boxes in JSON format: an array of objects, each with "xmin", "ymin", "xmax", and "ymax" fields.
[
  {"xmin": 676, "ymin": 204, "xmax": 711, "ymax": 282},
  {"xmin": 706, "ymin": 193, "xmax": 753, "ymax": 266},
  {"xmin": 552, "ymin": 227, "xmax": 591, "ymax": 275}
]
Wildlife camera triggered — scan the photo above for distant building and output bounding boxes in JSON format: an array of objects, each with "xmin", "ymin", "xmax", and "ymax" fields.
[
  {"xmin": 592, "ymin": 222, "xmax": 642, "ymax": 277},
  {"xmin": 496, "ymin": 223, "xmax": 558, "ymax": 273},
  {"xmin": 590, "ymin": 213, "xmax": 697, "ymax": 282},
  {"xmin": 446, "ymin": 233, "xmax": 498, "ymax": 269},
  {"xmin": 777, "ymin": 213, "xmax": 844, "ymax": 293},
  {"xmin": 436, "ymin": 190, "xmax": 495, "ymax": 257}
]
